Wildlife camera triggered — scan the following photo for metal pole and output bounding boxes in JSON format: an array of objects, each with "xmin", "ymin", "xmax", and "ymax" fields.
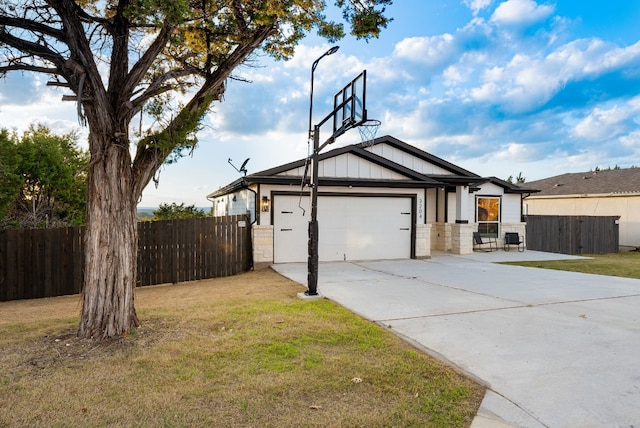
[
  {"xmin": 305, "ymin": 46, "xmax": 338, "ymax": 296},
  {"xmin": 307, "ymin": 125, "xmax": 320, "ymax": 295}
]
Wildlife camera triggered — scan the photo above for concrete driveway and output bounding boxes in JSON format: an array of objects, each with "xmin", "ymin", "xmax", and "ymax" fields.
[{"xmin": 272, "ymin": 251, "xmax": 640, "ymax": 427}]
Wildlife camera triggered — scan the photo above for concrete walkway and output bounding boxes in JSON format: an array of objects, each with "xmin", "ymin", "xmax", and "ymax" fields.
[{"xmin": 272, "ymin": 251, "xmax": 640, "ymax": 427}]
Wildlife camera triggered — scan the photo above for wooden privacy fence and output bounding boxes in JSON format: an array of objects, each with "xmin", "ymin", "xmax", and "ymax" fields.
[
  {"xmin": 137, "ymin": 216, "xmax": 251, "ymax": 286},
  {"xmin": 525, "ymin": 215, "xmax": 619, "ymax": 254},
  {"xmin": 0, "ymin": 215, "xmax": 252, "ymax": 302}
]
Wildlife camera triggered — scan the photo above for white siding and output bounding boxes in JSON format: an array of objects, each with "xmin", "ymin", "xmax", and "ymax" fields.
[
  {"xmin": 501, "ymin": 194, "xmax": 523, "ymax": 223},
  {"xmin": 367, "ymin": 143, "xmax": 454, "ymax": 175},
  {"xmin": 276, "ymin": 165, "xmax": 306, "ymax": 177},
  {"xmin": 212, "ymin": 190, "xmax": 254, "ymax": 222},
  {"xmin": 275, "ymin": 153, "xmax": 408, "ymax": 180}
]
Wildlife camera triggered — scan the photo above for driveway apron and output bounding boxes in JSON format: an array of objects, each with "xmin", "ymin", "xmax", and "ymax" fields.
[{"xmin": 272, "ymin": 252, "xmax": 640, "ymax": 428}]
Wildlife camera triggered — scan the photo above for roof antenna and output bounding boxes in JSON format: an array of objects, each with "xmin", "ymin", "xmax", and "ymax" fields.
[{"xmin": 228, "ymin": 158, "xmax": 249, "ymax": 176}]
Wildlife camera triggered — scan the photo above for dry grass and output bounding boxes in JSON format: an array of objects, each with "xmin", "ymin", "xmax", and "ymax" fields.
[{"xmin": 0, "ymin": 269, "xmax": 484, "ymax": 427}]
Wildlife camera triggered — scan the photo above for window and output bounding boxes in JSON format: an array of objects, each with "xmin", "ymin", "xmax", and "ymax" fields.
[{"xmin": 477, "ymin": 197, "xmax": 500, "ymax": 237}]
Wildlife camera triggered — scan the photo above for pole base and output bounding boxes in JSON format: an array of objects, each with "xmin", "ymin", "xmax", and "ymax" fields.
[{"xmin": 297, "ymin": 291, "xmax": 323, "ymax": 301}]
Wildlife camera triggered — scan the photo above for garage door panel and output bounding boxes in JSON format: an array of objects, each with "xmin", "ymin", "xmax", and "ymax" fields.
[
  {"xmin": 274, "ymin": 195, "xmax": 412, "ymax": 263},
  {"xmin": 344, "ymin": 197, "xmax": 411, "ymax": 260},
  {"xmin": 318, "ymin": 196, "xmax": 412, "ymax": 261}
]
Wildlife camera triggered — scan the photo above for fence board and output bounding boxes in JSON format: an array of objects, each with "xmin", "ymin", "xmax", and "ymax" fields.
[
  {"xmin": 1, "ymin": 216, "xmax": 252, "ymax": 301},
  {"xmin": 526, "ymin": 215, "xmax": 619, "ymax": 254}
]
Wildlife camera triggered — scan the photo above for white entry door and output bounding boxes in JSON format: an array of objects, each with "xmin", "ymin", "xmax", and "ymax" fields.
[{"xmin": 273, "ymin": 195, "xmax": 412, "ymax": 263}]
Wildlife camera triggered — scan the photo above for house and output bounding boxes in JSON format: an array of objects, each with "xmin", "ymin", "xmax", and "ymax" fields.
[
  {"xmin": 524, "ymin": 168, "xmax": 640, "ymax": 250},
  {"xmin": 207, "ymin": 135, "xmax": 538, "ymax": 267}
]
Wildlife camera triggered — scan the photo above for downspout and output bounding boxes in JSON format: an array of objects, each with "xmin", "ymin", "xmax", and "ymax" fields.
[
  {"xmin": 244, "ymin": 182, "xmax": 258, "ymax": 271},
  {"xmin": 521, "ymin": 192, "xmax": 532, "ymax": 223}
]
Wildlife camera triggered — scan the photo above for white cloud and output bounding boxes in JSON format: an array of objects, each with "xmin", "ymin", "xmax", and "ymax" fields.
[
  {"xmin": 442, "ymin": 65, "xmax": 466, "ymax": 86},
  {"xmin": 393, "ymin": 34, "xmax": 457, "ymax": 67},
  {"xmin": 574, "ymin": 103, "xmax": 636, "ymax": 142},
  {"xmin": 619, "ymin": 131, "xmax": 640, "ymax": 160},
  {"xmin": 470, "ymin": 81, "xmax": 499, "ymax": 102},
  {"xmin": 464, "ymin": 36, "xmax": 640, "ymax": 114},
  {"xmin": 493, "ymin": 142, "xmax": 542, "ymax": 162},
  {"xmin": 463, "ymin": 0, "xmax": 494, "ymax": 16},
  {"xmin": 491, "ymin": 0, "xmax": 554, "ymax": 27}
]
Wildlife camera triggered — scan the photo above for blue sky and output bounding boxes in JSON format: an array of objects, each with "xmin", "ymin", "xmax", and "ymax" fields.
[{"xmin": 1, "ymin": 0, "xmax": 640, "ymax": 207}]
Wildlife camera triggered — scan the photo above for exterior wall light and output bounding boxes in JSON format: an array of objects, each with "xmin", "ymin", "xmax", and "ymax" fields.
[{"xmin": 261, "ymin": 196, "xmax": 270, "ymax": 212}]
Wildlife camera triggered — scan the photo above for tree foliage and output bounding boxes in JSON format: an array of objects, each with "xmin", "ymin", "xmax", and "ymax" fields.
[
  {"xmin": 153, "ymin": 202, "xmax": 207, "ymax": 220},
  {"xmin": 0, "ymin": 124, "xmax": 88, "ymax": 228},
  {"xmin": 0, "ymin": 0, "xmax": 392, "ymax": 339},
  {"xmin": 506, "ymin": 172, "xmax": 526, "ymax": 184},
  {"xmin": 0, "ymin": 129, "xmax": 21, "ymax": 220}
]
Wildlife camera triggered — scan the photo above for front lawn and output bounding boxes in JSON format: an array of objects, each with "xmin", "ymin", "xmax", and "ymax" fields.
[
  {"xmin": 501, "ymin": 251, "xmax": 640, "ymax": 279},
  {"xmin": 0, "ymin": 269, "xmax": 484, "ymax": 427}
]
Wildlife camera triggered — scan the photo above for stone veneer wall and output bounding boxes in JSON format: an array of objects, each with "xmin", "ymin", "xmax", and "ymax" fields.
[
  {"xmin": 252, "ymin": 225, "xmax": 273, "ymax": 269},
  {"xmin": 451, "ymin": 223, "xmax": 474, "ymax": 255},
  {"xmin": 431, "ymin": 223, "xmax": 451, "ymax": 252},
  {"xmin": 499, "ymin": 223, "xmax": 527, "ymax": 247},
  {"xmin": 415, "ymin": 224, "xmax": 432, "ymax": 259}
]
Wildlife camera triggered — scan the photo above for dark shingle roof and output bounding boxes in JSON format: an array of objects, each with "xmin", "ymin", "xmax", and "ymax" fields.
[{"xmin": 526, "ymin": 168, "xmax": 640, "ymax": 196}]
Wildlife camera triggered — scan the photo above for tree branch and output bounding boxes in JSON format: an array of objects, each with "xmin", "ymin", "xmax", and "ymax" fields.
[
  {"xmin": 0, "ymin": 64, "xmax": 60, "ymax": 75},
  {"xmin": 120, "ymin": 25, "xmax": 176, "ymax": 109},
  {"xmin": 127, "ymin": 68, "xmax": 198, "ymax": 115},
  {"xmin": 131, "ymin": 23, "xmax": 277, "ymax": 197},
  {"xmin": 0, "ymin": 28, "xmax": 66, "ymax": 70},
  {"xmin": 0, "ymin": 16, "xmax": 65, "ymax": 41}
]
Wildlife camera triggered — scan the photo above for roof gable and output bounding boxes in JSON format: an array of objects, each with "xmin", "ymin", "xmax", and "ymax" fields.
[
  {"xmin": 276, "ymin": 152, "xmax": 410, "ymax": 181},
  {"xmin": 248, "ymin": 144, "xmax": 442, "ymax": 184},
  {"xmin": 209, "ymin": 136, "xmax": 529, "ymax": 198},
  {"xmin": 527, "ymin": 168, "xmax": 640, "ymax": 196},
  {"xmin": 361, "ymin": 135, "xmax": 481, "ymax": 178}
]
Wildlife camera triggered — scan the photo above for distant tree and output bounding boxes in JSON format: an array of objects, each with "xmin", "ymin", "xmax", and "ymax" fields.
[
  {"xmin": 0, "ymin": 125, "xmax": 88, "ymax": 229},
  {"xmin": 153, "ymin": 202, "xmax": 206, "ymax": 220},
  {"xmin": 0, "ymin": 0, "xmax": 392, "ymax": 339},
  {"xmin": 505, "ymin": 172, "xmax": 526, "ymax": 184},
  {"xmin": 0, "ymin": 129, "xmax": 22, "ymax": 221}
]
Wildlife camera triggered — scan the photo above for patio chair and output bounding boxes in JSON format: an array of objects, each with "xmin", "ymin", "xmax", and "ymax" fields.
[
  {"xmin": 473, "ymin": 232, "xmax": 498, "ymax": 252},
  {"xmin": 504, "ymin": 232, "xmax": 525, "ymax": 252}
]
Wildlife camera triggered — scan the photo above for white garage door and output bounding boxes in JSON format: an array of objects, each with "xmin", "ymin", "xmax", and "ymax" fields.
[{"xmin": 273, "ymin": 195, "xmax": 412, "ymax": 263}]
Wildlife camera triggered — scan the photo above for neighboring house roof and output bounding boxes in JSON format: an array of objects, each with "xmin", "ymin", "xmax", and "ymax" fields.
[
  {"xmin": 526, "ymin": 168, "xmax": 640, "ymax": 197},
  {"xmin": 207, "ymin": 135, "xmax": 536, "ymax": 198}
]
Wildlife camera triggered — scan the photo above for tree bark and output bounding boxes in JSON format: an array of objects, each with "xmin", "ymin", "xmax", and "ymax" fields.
[{"xmin": 78, "ymin": 131, "xmax": 139, "ymax": 339}]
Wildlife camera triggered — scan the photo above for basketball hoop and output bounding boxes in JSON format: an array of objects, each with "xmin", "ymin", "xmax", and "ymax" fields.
[{"xmin": 357, "ymin": 119, "xmax": 381, "ymax": 147}]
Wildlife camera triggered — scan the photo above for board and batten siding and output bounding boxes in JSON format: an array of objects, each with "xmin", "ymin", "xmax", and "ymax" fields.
[
  {"xmin": 275, "ymin": 153, "xmax": 408, "ymax": 180},
  {"xmin": 366, "ymin": 143, "xmax": 453, "ymax": 175}
]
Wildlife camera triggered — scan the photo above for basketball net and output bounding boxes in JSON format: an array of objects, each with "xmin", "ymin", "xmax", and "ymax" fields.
[{"xmin": 358, "ymin": 119, "xmax": 381, "ymax": 147}]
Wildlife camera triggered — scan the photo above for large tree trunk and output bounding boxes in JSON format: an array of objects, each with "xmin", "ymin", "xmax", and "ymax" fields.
[{"xmin": 78, "ymin": 132, "xmax": 139, "ymax": 339}]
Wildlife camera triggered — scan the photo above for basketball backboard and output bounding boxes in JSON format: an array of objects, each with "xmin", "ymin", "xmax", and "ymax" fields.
[{"xmin": 332, "ymin": 70, "xmax": 367, "ymax": 137}]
